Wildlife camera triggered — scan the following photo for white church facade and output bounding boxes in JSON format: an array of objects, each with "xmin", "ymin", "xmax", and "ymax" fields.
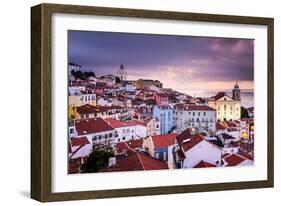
[
  {"xmin": 117, "ymin": 64, "xmax": 127, "ymax": 81},
  {"xmin": 207, "ymin": 82, "xmax": 241, "ymax": 121}
]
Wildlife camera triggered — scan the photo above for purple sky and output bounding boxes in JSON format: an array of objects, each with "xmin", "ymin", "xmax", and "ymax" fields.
[{"xmin": 68, "ymin": 30, "xmax": 254, "ymax": 92}]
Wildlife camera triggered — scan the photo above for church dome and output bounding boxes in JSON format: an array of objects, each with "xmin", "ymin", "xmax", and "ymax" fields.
[{"xmin": 117, "ymin": 64, "xmax": 127, "ymax": 80}]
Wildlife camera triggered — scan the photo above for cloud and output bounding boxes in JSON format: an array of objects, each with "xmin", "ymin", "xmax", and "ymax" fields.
[{"xmin": 68, "ymin": 30, "xmax": 254, "ymax": 90}]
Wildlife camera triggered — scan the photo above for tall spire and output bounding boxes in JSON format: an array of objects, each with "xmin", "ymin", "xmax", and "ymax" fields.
[
  {"xmin": 234, "ymin": 81, "xmax": 239, "ymax": 89},
  {"xmin": 232, "ymin": 81, "xmax": 240, "ymax": 100}
]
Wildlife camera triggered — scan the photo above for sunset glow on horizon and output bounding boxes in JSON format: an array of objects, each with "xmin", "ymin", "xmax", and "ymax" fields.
[{"xmin": 68, "ymin": 31, "xmax": 254, "ymax": 93}]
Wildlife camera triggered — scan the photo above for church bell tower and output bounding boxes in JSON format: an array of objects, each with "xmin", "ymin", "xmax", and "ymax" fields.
[{"xmin": 232, "ymin": 81, "xmax": 241, "ymax": 101}]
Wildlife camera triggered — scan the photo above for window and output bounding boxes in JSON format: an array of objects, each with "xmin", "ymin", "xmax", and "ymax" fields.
[
  {"xmin": 69, "ymin": 128, "xmax": 74, "ymax": 134},
  {"xmin": 203, "ymin": 112, "xmax": 206, "ymax": 116},
  {"xmin": 155, "ymin": 153, "xmax": 159, "ymax": 159},
  {"xmin": 105, "ymin": 134, "xmax": 108, "ymax": 139},
  {"xmin": 109, "ymin": 133, "xmax": 112, "ymax": 137},
  {"xmin": 193, "ymin": 112, "xmax": 195, "ymax": 116},
  {"xmin": 92, "ymin": 136, "xmax": 97, "ymax": 141},
  {"xmin": 163, "ymin": 152, "xmax": 167, "ymax": 160},
  {"xmin": 198, "ymin": 112, "xmax": 200, "ymax": 116},
  {"xmin": 122, "ymin": 137, "xmax": 125, "ymax": 140},
  {"xmin": 127, "ymin": 128, "xmax": 130, "ymax": 133},
  {"xmin": 98, "ymin": 135, "xmax": 102, "ymax": 140},
  {"xmin": 224, "ymin": 105, "xmax": 227, "ymax": 110}
]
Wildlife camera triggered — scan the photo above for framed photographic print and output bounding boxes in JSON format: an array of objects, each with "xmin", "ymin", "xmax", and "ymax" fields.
[{"xmin": 31, "ymin": 3, "xmax": 274, "ymax": 202}]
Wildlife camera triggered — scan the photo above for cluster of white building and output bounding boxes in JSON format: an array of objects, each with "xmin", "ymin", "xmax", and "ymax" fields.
[{"xmin": 68, "ymin": 63, "xmax": 254, "ymax": 173}]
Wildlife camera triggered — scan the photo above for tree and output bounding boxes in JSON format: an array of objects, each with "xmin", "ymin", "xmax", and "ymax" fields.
[
  {"xmin": 70, "ymin": 70, "xmax": 96, "ymax": 80},
  {"xmin": 81, "ymin": 148, "xmax": 114, "ymax": 173},
  {"xmin": 88, "ymin": 71, "xmax": 95, "ymax": 77},
  {"xmin": 241, "ymin": 106, "xmax": 249, "ymax": 118},
  {"xmin": 115, "ymin": 76, "xmax": 121, "ymax": 83}
]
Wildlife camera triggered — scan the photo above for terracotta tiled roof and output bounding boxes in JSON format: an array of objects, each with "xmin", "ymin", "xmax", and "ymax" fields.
[
  {"xmin": 129, "ymin": 120, "xmax": 146, "ymax": 127},
  {"xmin": 71, "ymin": 137, "xmax": 90, "ymax": 147},
  {"xmin": 115, "ymin": 142, "xmax": 128, "ymax": 153},
  {"xmin": 216, "ymin": 122, "xmax": 228, "ymax": 130},
  {"xmin": 105, "ymin": 118, "xmax": 146, "ymax": 128},
  {"xmin": 99, "ymin": 152, "xmax": 168, "ymax": 172},
  {"xmin": 126, "ymin": 139, "xmax": 143, "ymax": 149},
  {"xmin": 181, "ymin": 133, "xmax": 204, "ymax": 152},
  {"xmin": 194, "ymin": 160, "xmax": 216, "ymax": 168},
  {"xmin": 76, "ymin": 104, "xmax": 107, "ymax": 114},
  {"xmin": 115, "ymin": 139, "xmax": 144, "ymax": 153},
  {"xmin": 75, "ymin": 117, "xmax": 114, "ymax": 135},
  {"xmin": 76, "ymin": 104, "xmax": 124, "ymax": 115},
  {"xmin": 105, "ymin": 118, "xmax": 133, "ymax": 128},
  {"xmin": 176, "ymin": 128, "xmax": 192, "ymax": 146},
  {"xmin": 151, "ymin": 134, "xmax": 177, "ymax": 149},
  {"xmin": 223, "ymin": 154, "xmax": 248, "ymax": 166},
  {"xmin": 186, "ymin": 105, "xmax": 215, "ymax": 111}
]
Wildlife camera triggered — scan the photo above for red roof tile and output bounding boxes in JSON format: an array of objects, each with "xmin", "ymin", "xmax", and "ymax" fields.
[
  {"xmin": 100, "ymin": 152, "xmax": 168, "ymax": 172},
  {"xmin": 105, "ymin": 118, "xmax": 132, "ymax": 128},
  {"xmin": 71, "ymin": 136, "xmax": 90, "ymax": 147},
  {"xmin": 194, "ymin": 160, "xmax": 216, "ymax": 168},
  {"xmin": 186, "ymin": 105, "xmax": 215, "ymax": 111},
  {"xmin": 176, "ymin": 128, "xmax": 192, "ymax": 146},
  {"xmin": 76, "ymin": 104, "xmax": 124, "ymax": 115},
  {"xmin": 129, "ymin": 120, "xmax": 146, "ymax": 127},
  {"xmin": 151, "ymin": 134, "xmax": 177, "ymax": 149},
  {"xmin": 75, "ymin": 117, "xmax": 114, "ymax": 135},
  {"xmin": 115, "ymin": 139, "xmax": 143, "ymax": 153},
  {"xmin": 105, "ymin": 118, "xmax": 146, "ymax": 128},
  {"xmin": 181, "ymin": 133, "xmax": 204, "ymax": 152},
  {"xmin": 127, "ymin": 139, "xmax": 143, "ymax": 149},
  {"xmin": 216, "ymin": 122, "xmax": 228, "ymax": 130},
  {"xmin": 224, "ymin": 154, "xmax": 247, "ymax": 166}
]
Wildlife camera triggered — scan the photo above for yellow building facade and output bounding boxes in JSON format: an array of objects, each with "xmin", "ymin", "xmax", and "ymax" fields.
[
  {"xmin": 208, "ymin": 83, "xmax": 241, "ymax": 121},
  {"xmin": 68, "ymin": 94, "xmax": 97, "ymax": 120}
]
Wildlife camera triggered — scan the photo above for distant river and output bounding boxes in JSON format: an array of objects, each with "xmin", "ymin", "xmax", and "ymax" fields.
[{"xmin": 181, "ymin": 89, "xmax": 254, "ymax": 108}]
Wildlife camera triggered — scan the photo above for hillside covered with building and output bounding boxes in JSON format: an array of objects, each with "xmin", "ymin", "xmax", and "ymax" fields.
[{"xmin": 68, "ymin": 64, "xmax": 254, "ymax": 174}]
